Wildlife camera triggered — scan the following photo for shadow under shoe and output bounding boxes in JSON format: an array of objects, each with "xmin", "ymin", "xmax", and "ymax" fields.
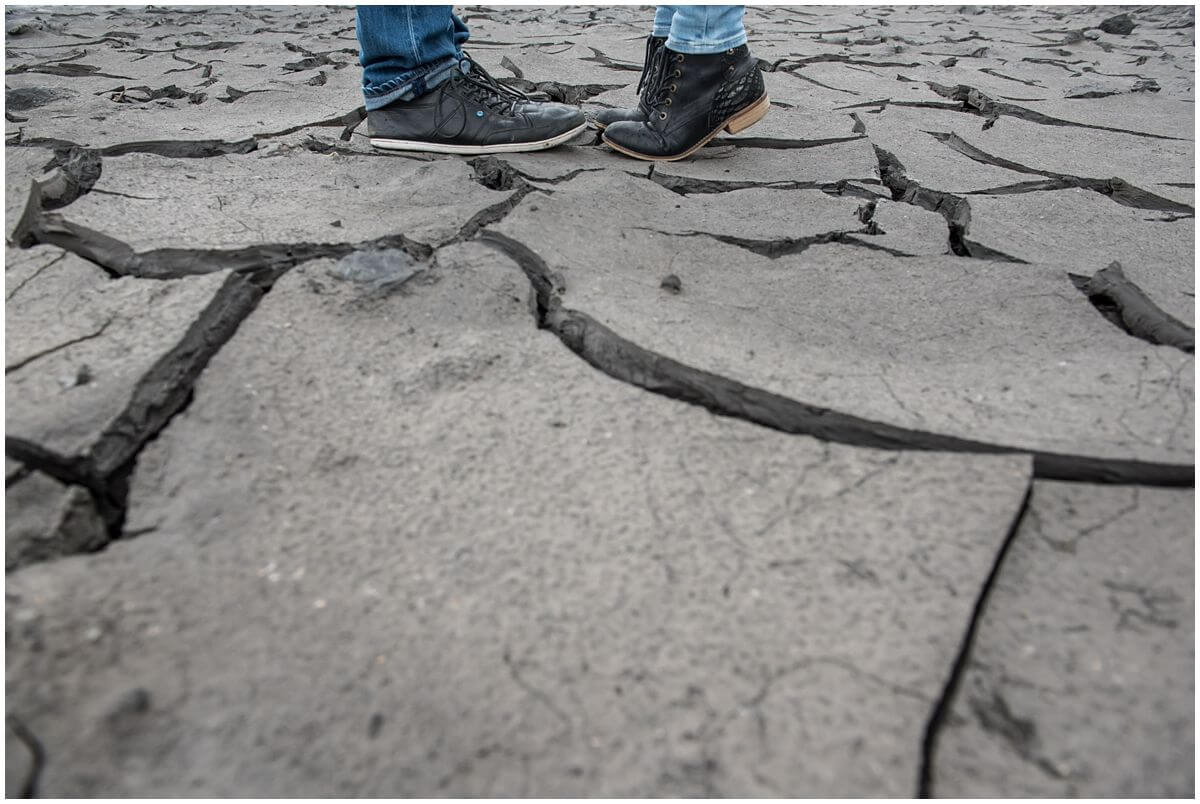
[
  {"xmin": 368, "ymin": 57, "xmax": 586, "ymax": 155},
  {"xmin": 602, "ymin": 44, "xmax": 768, "ymax": 162},
  {"xmin": 590, "ymin": 35, "xmax": 667, "ymax": 131}
]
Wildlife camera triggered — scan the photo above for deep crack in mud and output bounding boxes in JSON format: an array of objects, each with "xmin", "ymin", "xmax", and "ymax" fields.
[{"xmin": 478, "ymin": 231, "xmax": 1191, "ymax": 487}]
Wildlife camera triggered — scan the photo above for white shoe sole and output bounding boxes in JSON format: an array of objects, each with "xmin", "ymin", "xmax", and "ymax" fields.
[{"xmin": 370, "ymin": 122, "xmax": 588, "ymax": 155}]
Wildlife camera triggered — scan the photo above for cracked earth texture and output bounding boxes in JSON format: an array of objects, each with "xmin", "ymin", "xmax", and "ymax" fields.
[{"xmin": 3, "ymin": 4, "xmax": 1194, "ymax": 798}]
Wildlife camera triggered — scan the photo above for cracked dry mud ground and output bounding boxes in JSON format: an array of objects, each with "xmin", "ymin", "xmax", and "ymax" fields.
[{"xmin": 3, "ymin": 4, "xmax": 1194, "ymax": 798}]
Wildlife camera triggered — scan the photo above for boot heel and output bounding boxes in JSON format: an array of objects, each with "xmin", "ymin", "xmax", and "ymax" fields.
[{"xmin": 725, "ymin": 95, "xmax": 770, "ymax": 134}]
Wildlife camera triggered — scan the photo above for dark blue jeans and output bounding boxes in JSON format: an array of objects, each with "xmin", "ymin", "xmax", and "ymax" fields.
[
  {"xmin": 356, "ymin": 5, "xmax": 469, "ymax": 110},
  {"xmin": 357, "ymin": 6, "xmax": 747, "ymax": 110}
]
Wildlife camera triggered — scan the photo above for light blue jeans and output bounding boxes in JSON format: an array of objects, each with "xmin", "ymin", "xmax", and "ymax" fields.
[
  {"xmin": 357, "ymin": 5, "xmax": 748, "ymax": 109},
  {"xmin": 357, "ymin": 5, "xmax": 469, "ymax": 110},
  {"xmin": 653, "ymin": 6, "xmax": 747, "ymax": 54}
]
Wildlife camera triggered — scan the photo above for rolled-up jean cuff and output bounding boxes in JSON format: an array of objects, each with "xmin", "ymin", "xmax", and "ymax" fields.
[
  {"xmin": 665, "ymin": 31, "xmax": 748, "ymax": 54},
  {"xmin": 362, "ymin": 54, "xmax": 460, "ymax": 110}
]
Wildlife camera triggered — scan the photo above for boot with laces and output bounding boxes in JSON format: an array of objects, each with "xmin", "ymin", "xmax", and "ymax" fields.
[
  {"xmin": 602, "ymin": 44, "xmax": 769, "ymax": 161},
  {"xmin": 367, "ymin": 55, "xmax": 586, "ymax": 154},
  {"xmin": 590, "ymin": 35, "xmax": 667, "ymax": 130}
]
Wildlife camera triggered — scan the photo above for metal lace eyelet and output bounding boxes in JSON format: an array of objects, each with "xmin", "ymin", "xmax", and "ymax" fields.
[
  {"xmin": 669, "ymin": 83, "xmax": 677, "ymax": 92},
  {"xmin": 665, "ymin": 98, "xmax": 672, "ymax": 106},
  {"xmin": 673, "ymin": 69, "xmax": 681, "ymax": 78},
  {"xmin": 659, "ymin": 111, "xmax": 667, "ymax": 120},
  {"xmin": 727, "ymin": 48, "xmax": 735, "ymax": 55}
]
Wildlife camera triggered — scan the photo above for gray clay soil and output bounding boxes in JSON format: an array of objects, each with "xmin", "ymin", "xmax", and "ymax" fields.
[{"xmin": 4, "ymin": 4, "xmax": 1195, "ymax": 798}]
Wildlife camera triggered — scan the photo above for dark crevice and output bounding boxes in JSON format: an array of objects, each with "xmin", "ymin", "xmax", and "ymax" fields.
[
  {"xmin": 1070, "ymin": 262, "xmax": 1194, "ymax": 353},
  {"xmin": 503, "ymin": 78, "xmax": 623, "ymax": 105},
  {"xmin": 579, "ymin": 47, "xmax": 642, "ymax": 71},
  {"xmin": 88, "ymin": 273, "xmax": 261, "ymax": 477},
  {"xmin": 4, "ymin": 437, "xmax": 98, "ymax": 494},
  {"xmin": 7, "ymin": 107, "xmax": 367, "ymax": 162},
  {"xmin": 11, "ymin": 183, "xmax": 432, "ymax": 284},
  {"xmin": 707, "ymin": 134, "xmax": 866, "ymax": 150},
  {"xmin": 478, "ymin": 231, "xmax": 1191, "ymax": 487},
  {"xmin": 5, "ymin": 133, "xmax": 442, "ymax": 571},
  {"xmin": 5, "ymin": 138, "xmax": 250, "ymax": 218},
  {"xmin": 784, "ymin": 70, "xmax": 860, "ymax": 95},
  {"xmin": 1018, "ymin": 57, "xmax": 1082, "ymax": 77},
  {"xmin": 925, "ymin": 82, "xmax": 1186, "ymax": 140},
  {"xmin": 644, "ymin": 172, "xmax": 882, "ymax": 199},
  {"xmin": 36, "ymin": 147, "xmax": 102, "ymax": 210},
  {"xmin": 874, "ymin": 145, "xmax": 1024, "ymax": 261},
  {"xmin": 451, "ymin": 185, "xmax": 538, "ymax": 244},
  {"xmin": 101, "ymin": 82, "xmax": 207, "ymax": 105},
  {"xmin": 469, "ymin": 155, "xmax": 602, "ymax": 190},
  {"xmin": 978, "ymin": 67, "xmax": 1045, "ymax": 88},
  {"xmin": 6, "ymin": 61, "xmax": 134, "ymax": 80},
  {"xmin": 957, "ymin": 238, "xmax": 1027, "ymax": 262},
  {"xmin": 774, "ymin": 54, "xmax": 921, "ymax": 69},
  {"xmin": 967, "ymin": 177, "xmax": 1194, "ymax": 214},
  {"xmin": 255, "ymin": 105, "xmax": 367, "ymax": 142},
  {"xmin": 6, "ymin": 714, "xmax": 46, "ymax": 799},
  {"xmin": 836, "ymin": 99, "xmax": 964, "ymax": 113},
  {"xmin": 6, "ymin": 464, "xmax": 33, "ymax": 489},
  {"xmin": 10, "ymin": 134, "xmax": 258, "ymax": 160},
  {"xmin": 929, "ymin": 131, "xmax": 1194, "ymax": 215},
  {"xmin": 467, "ymin": 155, "xmax": 523, "ymax": 191},
  {"xmin": 6, "ymin": 272, "xmax": 265, "ymax": 556},
  {"xmin": 636, "ymin": 227, "xmax": 915, "ymax": 259},
  {"xmin": 216, "ymin": 86, "xmax": 271, "ymax": 104},
  {"xmin": 918, "ymin": 481, "xmax": 1033, "ymax": 797},
  {"xmin": 454, "ymin": 158, "xmax": 541, "ymax": 243}
]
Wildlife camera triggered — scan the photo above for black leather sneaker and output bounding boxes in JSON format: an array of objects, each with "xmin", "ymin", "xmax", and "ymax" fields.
[
  {"xmin": 602, "ymin": 44, "xmax": 769, "ymax": 161},
  {"xmin": 368, "ymin": 56, "xmax": 586, "ymax": 154},
  {"xmin": 590, "ymin": 35, "xmax": 667, "ymax": 130}
]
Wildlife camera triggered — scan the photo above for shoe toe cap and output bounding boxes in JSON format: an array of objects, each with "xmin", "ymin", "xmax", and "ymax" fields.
[
  {"xmin": 521, "ymin": 102, "xmax": 585, "ymax": 138},
  {"xmin": 603, "ymin": 120, "xmax": 661, "ymax": 151},
  {"xmin": 538, "ymin": 102, "xmax": 585, "ymax": 126}
]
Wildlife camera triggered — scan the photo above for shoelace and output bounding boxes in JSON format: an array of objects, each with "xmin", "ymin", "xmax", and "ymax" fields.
[
  {"xmin": 635, "ymin": 36, "xmax": 662, "ymax": 96},
  {"xmin": 643, "ymin": 46, "xmax": 680, "ymax": 123},
  {"xmin": 454, "ymin": 52, "xmax": 529, "ymax": 114}
]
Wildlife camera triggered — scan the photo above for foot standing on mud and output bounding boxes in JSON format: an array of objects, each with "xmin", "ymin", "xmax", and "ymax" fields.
[
  {"xmin": 355, "ymin": 5, "xmax": 769, "ymax": 159},
  {"xmin": 356, "ymin": 5, "xmax": 587, "ymax": 154},
  {"xmin": 598, "ymin": 5, "xmax": 770, "ymax": 160}
]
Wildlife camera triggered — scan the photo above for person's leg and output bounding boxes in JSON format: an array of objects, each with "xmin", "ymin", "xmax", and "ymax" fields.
[
  {"xmin": 601, "ymin": 4, "xmax": 767, "ymax": 160},
  {"xmin": 651, "ymin": 5, "xmax": 675, "ymax": 39},
  {"xmin": 359, "ymin": 6, "xmax": 586, "ymax": 154},
  {"xmin": 356, "ymin": 5, "xmax": 469, "ymax": 111},
  {"xmin": 663, "ymin": 5, "xmax": 746, "ymax": 54}
]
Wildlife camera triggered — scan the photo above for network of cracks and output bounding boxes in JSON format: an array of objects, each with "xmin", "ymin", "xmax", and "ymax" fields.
[{"xmin": 4, "ymin": 4, "xmax": 1194, "ymax": 798}]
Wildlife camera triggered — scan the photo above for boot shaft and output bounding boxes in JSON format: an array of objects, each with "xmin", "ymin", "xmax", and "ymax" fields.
[{"xmin": 648, "ymin": 45, "xmax": 764, "ymax": 135}]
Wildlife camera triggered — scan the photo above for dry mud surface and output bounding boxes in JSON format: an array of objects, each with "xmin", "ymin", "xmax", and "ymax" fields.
[{"xmin": 4, "ymin": 4, "xmax": 1195, "ymax": 798}]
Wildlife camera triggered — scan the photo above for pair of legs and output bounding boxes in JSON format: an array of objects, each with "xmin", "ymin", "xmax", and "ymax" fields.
[
  {"xmin": 356, "ymin": 6, "xmax": 748, "ymax": 109},
  {"xmin": 355, "ymin": 6, "xmax": 767, "ymax": 160}
]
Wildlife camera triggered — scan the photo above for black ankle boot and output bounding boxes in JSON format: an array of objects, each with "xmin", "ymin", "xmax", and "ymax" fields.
[
  {"xmin": 602, "ymin": 44, "xmax": 768, "ymax": 161},
  {"xmin": 590, "ymin": 35, "xmax": 667, "ymax": 130}
]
